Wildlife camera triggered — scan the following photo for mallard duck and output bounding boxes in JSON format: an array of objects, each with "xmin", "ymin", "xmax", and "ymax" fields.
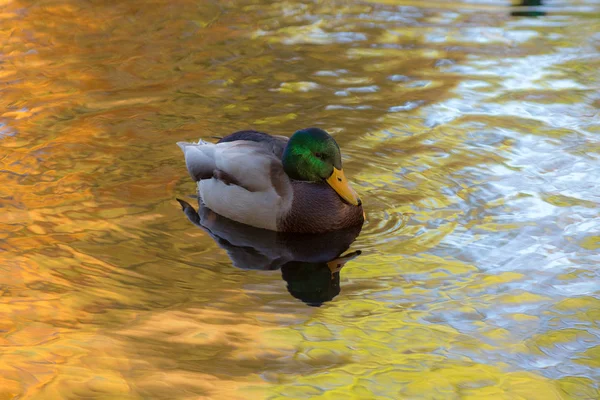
[{"xmin": 177, "ymin": 128, "xmax": 364, "ymax": 233}]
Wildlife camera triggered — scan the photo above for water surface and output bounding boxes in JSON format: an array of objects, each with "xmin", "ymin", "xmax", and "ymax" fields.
[{"xmin": 1, "ymin": 0, "xmax": 599, "ymax": 398}]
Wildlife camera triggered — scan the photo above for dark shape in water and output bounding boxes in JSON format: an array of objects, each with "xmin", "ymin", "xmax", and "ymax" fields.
[
  {"xmin": 177, "ymin": 198, "xmax": 362, "ymax": 306},
  {"xmin": 511, "ymin": 0, "xmax": 545, "ymax": 17}
]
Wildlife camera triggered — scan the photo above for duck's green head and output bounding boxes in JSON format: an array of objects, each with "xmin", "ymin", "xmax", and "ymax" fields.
[{"xmin": 282, "ymin": 128, "xmax": 361, "ymax": 206}]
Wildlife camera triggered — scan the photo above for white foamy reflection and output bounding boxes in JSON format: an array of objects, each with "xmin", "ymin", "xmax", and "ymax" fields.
[
  {"xmin": 428, "ymin": 57, "xmax": 600, "ymax": 266},
  {"xmin": 387, "ymin": 17, "xmax": 600, "ymax": 380}
]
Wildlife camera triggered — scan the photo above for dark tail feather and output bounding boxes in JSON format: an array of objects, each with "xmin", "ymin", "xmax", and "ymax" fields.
[{"xmin": 176, "ymin": 198, "xmax": 201, "ymax": 226}]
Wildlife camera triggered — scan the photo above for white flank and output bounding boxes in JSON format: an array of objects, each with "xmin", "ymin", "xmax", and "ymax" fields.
[{"xmin": 198, "ymin": 179, "xmax": 280, "ymax": 231}]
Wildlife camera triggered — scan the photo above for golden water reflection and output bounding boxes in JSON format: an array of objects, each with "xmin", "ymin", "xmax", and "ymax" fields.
[{"xmin": 1, "ymin": 0, "xmax": 599, "ymax": 398}]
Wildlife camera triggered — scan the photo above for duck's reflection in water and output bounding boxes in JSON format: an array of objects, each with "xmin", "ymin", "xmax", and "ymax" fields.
[{"xmin": 177, "ymin": 199, "xmax": 362, "ymax": 306}]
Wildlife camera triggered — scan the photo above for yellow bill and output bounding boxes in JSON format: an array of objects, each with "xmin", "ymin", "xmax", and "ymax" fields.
[{"xmin": 325, "ymin": 167, "xmax": 361, "ymax": 206}]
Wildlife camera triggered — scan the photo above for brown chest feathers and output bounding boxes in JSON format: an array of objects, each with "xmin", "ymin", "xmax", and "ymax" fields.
[{"xmin": 278, "ymin": 181, "xmax": 364, "ymax": 233}]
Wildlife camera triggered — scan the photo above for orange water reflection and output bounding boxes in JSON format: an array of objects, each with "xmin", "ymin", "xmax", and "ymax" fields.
[{"xmin": 1, "ymin": 0, "xmax": 599, "ymax": 398}]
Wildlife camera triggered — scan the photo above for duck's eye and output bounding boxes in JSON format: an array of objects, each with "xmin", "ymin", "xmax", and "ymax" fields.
[{"xmin": 315, "ymin": 152, "xmax": 323, "ymax": 159}]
